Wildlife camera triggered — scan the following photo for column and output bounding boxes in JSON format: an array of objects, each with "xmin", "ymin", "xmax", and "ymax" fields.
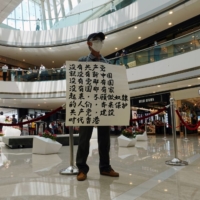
[
  {"xmin": 53, "ymin": 0, "xmax": 59, "ymax": 23},
  {"xmin": 60, "ymin": 0, "xmax": 65, "ymax": 17},
  {"xmin": 68, "ymin": 0, "xmax": 73, "ymax": 11},
  {"xmin": 46, "ymin": 0, "xmax": 53, "ymax": 28},
  {"xmin": 40, "ymin": 0, "xmax": 47, "ymax": 30}
]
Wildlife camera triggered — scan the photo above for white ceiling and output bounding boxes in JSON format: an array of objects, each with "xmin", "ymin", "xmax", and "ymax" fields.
[
  {"xmin": 0, "ymin": 0, "xmax": 199, "ymax": 68},
  {"xmin": 0, "ymin": 0, "xmax": 23, "ymax": 23}
]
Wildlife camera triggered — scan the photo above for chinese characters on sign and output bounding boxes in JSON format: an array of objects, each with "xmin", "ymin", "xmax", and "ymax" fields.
[{"xmin": 66, "ymin": 61, "xmax": 130, "ymax": 126}]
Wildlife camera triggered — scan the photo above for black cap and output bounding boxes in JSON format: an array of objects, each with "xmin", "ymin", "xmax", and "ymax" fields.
[{"xmin": 87, "ymin": 32, "xmax": 105, "ymax": 41}]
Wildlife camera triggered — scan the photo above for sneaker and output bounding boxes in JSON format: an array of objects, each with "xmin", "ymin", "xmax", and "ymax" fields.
[
  {"xmin": 100, "ymin": 168, "xmax": 119, "ymax": 177},
  {"xmin": 77, "ymin": 171, "xmax": 87, "ymax": 181}
]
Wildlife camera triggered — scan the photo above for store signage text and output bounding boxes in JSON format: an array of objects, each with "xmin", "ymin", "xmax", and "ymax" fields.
[{"xmin": 139, "ymin": 98, "xmax": 155, "ymax": 103}]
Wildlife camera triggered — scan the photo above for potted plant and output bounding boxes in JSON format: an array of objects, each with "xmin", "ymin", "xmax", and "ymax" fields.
[
  {"xmin": 134, "ymin": 128, "xmax": 148, "ymax": 141},
  {"xmin": 118, "ymin": 127, "xmax": 136, "ymax": 147},
  {"xmin": 33, "ymin": 130, "xmax": 62, "ymax": 155},
  {"xmin": 39, "ymin": 130, "xmax": 57, "ymax": 141}
]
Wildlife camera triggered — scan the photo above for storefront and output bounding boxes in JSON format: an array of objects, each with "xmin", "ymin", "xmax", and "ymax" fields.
[
  {"xmin": 130, "ymin": 93, "xmax": 171, "ymax": 135},
  {"xmin": 171, "ymin": 87, "xmax": 200, "ymax": 134}
]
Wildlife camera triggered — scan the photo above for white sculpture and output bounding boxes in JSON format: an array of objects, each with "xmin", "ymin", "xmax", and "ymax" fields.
[
  {"xmin": 118, "ymin": 135, "xmax": 136, "ymax": 147},
  {"xmin": 135, "ymin": 131, "xmax": 148, "ymax": 141},
  {"xmin": 32, "ymin": 136, "xmax": 62, "ymax": 155},
  {"xmin": 3, "ymin": 126, "xmax": 21, "ymax": 136}
]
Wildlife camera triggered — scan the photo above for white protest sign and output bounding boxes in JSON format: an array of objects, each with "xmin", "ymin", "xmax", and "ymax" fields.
[{"xmin": 66, "ymin": 61, "xmax": 130, "ymax": 126}]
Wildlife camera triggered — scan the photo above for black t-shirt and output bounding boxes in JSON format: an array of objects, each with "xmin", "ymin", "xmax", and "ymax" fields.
[{"xmin": 12, "ymin": 118, "xmax": 17, "ymax": 124}]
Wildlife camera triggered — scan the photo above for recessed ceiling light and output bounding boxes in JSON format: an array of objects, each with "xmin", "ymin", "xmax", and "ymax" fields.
[
  {"xmin": 157, "ymin": 85, "xmax": 161, "ymax": 87},
  {"xmin": 168, "ymin": 22, "xmax": 172, "ymax": 26},
  {"xmin": 38, "ymin": 104, "xmax": 40, "ymax": 106},
  {"xmin": 169, "ymin": 11, "xmax": 173, "ymax": 14},
  {"xmin": 115, "ymin": 47, "xmax": 118, "ymax": 50},
  {"xmin": 105, "ymin": 36, "xmax": 108, "ymax": 39},
  {"xmin": 19, "ymin": 48, "xmax": 22, "ymax": 50},
  {"xmin": 164, "ymin": 189, "xmax": 168, "ymax": 192},
  {"xmin": 23, "ymin": 59, "xmax": 25, "ymax": 61},
  {"xmin": 138, "ymin": 36, "xmax": 141, "ymax": 39},
  {"xmin": 153, "ymin": 91, "xmax": 156, "ymax": 93},
  {"xmin": 188, "ymin": 85, "xmax": 192, "ymax": 87},
  {"xmin": 52, "ymin": 61, "xmax": 54, "ymax": 63},
  {"xmin": 134, "ymin": 26, "xmax": 137, "ymax": 29},
  {"xmin": 198, "ymin": 77, "xmax": 200, "ymax": 79},
  {"xmin": 14, "ymin": 99, "xmax": 16, "ymax": 100},
  {"xmin": 49, "ymin": 47, "xmax": 52, "ymax": 49}
]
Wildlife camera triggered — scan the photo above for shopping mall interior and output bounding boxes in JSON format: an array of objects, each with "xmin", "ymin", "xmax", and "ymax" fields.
[{"xmin": 0, "ymin": 0, "xmax": 200, "ymax": 199}]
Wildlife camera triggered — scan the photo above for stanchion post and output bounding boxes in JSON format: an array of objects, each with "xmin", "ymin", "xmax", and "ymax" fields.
[
  {"xmin": 60, "ymin": 126, "xmax": 78, "ymax": 175},
  {"xmin": 183, "ymin": 125, "xmax": 189, "ymax": 141},
  {"xmin": 163, "ymin": 116, "xmax": 167, "ymax": 140},
  {"xmin": 165, "ymin": 98, "xmax": 188, "ymax": 166}
]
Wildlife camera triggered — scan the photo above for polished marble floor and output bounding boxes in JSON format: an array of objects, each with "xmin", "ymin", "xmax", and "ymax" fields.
[{"xmin": 0, "ymin": 134, "xmax": 200, "ymax": 200}]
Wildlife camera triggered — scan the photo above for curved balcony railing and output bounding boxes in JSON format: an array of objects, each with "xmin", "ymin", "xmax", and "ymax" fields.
[
  {"xmin": 109, "ymin": 29, "xmax": 200, "ymax": 68},
  {"xmin": 0, "ymin": 28, "xmax": 200, "ymax": 82},
  {"xmin": 1, "ymin": 0, "xmax": 136, "ymax": 31}
]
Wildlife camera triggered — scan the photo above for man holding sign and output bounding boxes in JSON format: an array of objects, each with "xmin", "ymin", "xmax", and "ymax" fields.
[{"xmin": 76, "ymin": 32, "xmax": 119, "ymax": 181}]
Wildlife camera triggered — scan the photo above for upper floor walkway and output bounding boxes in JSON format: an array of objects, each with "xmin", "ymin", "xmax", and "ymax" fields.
[{"xmin": 0, "ymin": 28, "xmax": 200, "ymax": 100}]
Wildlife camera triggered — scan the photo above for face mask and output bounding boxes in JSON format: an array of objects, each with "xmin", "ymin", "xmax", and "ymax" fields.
[{"xmin": 91, "ymin": 40, "xmax": 103, "ymax": 52}]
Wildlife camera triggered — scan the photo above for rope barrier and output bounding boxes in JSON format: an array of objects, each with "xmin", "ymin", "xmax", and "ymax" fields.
[
  {"xmin": 131, "ymin": 107, "xmax": 167, "ymax": 122},
  {"xmin": 0, "ymin": 104, "xmax": 65, "ymax": 126},
  {"xmin": 175, "ymin": 109, "xmax": 200, "ymax": 130}
]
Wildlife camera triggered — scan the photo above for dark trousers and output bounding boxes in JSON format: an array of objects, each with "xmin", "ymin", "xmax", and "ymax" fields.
[
  {"xmin": 3, "ymin": 72, "xmax": 7, "ymax": 81},
  {"xmin": 76, "ymin": 126, "xmax": 111, "ymax": 174}
]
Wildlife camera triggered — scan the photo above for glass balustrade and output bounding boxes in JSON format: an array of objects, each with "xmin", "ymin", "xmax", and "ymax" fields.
[
  {"xmin": 0, "ymin": 29, "xmax": 199, "ymax": 82},
  {"xmin": 109, "ymin": 29, "xmax": 200, "ymax": 68},
  {"xmin": 1, "ymin": 0, "xmax": 137, "ymax": 31}
]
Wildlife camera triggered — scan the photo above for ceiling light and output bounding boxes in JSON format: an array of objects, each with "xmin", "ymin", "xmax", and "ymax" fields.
[
  {"xmin": 43, "ymin": 99, "xmax": 46, "ymax": 100},
  {"xmin": 105, "ymin": 36, "xmax": 108, "ymax": 39},
  {"xmin": 14, "ymin": 99, "xmax": 16, "ymax": 100},
  {"xmin": 188, "ymin": 85, "xmax": 191, "ymax": 87},
  {"xmin": 198, "ymin": 77, "xmax": 200, "ymax": 79},
  {"xmin": 23, "ymin": 59, "xmax": 25, "ymax": 61},
  {"xmin": 157, "ymin": 85, "xmax": 161, "ymax": 87},
  {"xmin": 38, "ymin": 104, "xmax": 40, "ymax": 106},
  {"xmin": 52, "ymin": 61, "xmax": 54, "ymax": 63},
  {"xmin": 19, "ymin": 48, "xmax": 22, "ymax": 50},
  {"xmin": 168, "ymin": 22, "xmax": 172, "ymax": 26},
  {"xmin": 169, "ymin": 11, "xmax": 173, "ymax": 14},
  {"xmin": 153, "ymin": 91, "xmax": 156, "ymax": 93},
  {"xmin": 164, "ymin": 189, "xmax": 168, "ymax": 192},
  {"xmin": 134, "ymin": 26, "xmax": 137, "ymax": 29},
  {"xmin": 115, "ymin": 47, "xmax": 118, "ymax": 50},
  {"xmin": 138, "ymin": 36, "xmax": 141, "ymax": 39},
  {"xmin": 49, "ymin": 47, "xmax": 52, "ymax": 49}
]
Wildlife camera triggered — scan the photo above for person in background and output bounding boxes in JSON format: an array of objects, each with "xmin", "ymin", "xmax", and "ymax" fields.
[
  {"xmin": 10, "ymin": 67, "xmax": 16, "ymax": 81},
  {"xmin": 22, "ymin": 115, "xmax": 29, "ymax": 135},
  {"xmin": 115, "ymin": 51, "xmax": 120, "ymax": 65},
  {"xmin": 17, "ymin": 67, "xmax": 22, "ymax": 81},
  {"xmin": 154, "ymin": 41, "xmax": 161, "ymax": 61},
  {"xmin": 36, "ymin": 18, "xmax": 40, "ymax": 31},
  {"xmin": 121, "ymin": 49, "xmax": 129, "ymax": 68},
  {"xmin": 12, "ymin": 115, "xmax": 17, "ymax": 124},
  {"xmin": 0, "ymin": 111, "xmax": 5, "ymax": 132},
  {"xmin": 2, "ymin": 64, "xmax": 8, "ymax": 81},
  {"xmin": 57, "ymin": 121, "xmax": 63, "ymax": 134},
  {"xmin": 76, "ymin": 32, "xmax": 119, "ymax": 181}
]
